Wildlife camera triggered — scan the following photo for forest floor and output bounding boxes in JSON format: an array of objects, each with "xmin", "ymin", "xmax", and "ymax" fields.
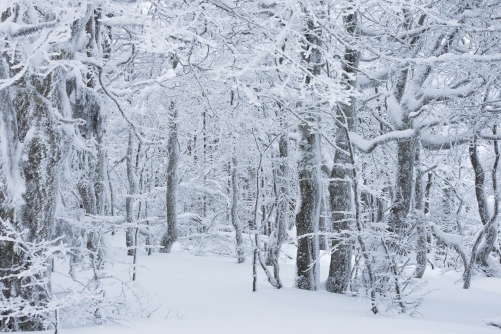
[{"xmin": 46, "ymin": 233, "xmax": 501, "ymax": 334}]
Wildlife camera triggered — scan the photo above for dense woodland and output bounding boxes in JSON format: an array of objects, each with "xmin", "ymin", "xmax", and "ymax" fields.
[{"xmin": 1, "ymin": 0, "xmax": 501, "ymax": 331}]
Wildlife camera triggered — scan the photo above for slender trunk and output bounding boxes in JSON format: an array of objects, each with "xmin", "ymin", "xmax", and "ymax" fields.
[
  {"xmin": 125, "ymin": 132, "xmax": 138, "ymax": 256},
  {"xmin": 326, "ymin": 130, "xmax": 353, "ymax": 292},
  {"xmin": 424, "ymin": 173, "xmax": 432, "ymax": 215},
  {"xmin": 231, "ymin": 155, "xmax": 245, "ymax": 263},
  {"xmin": 252, "ymin": 143, "xmax": 282, "ymax": 290},
  {"xmin": 388, "ymin": 139, "xmax": 416, "ymax": 238},
  {"xmin": 469, "ymin": 139, "xmax": 499, "ymax": 268},
  {"xmin": 414, "ymin": 142, "xmax": 427, "ymax": 278},
  {"xmin": 146, "ymin": 158, "xmax": 153, "ymax": 255},
  {"xmin": 318, "ymin": 196, "xmax": 328, "ymax": 251},
  {"xmin": 344, "ymin": 124, "xmax": 378, "ymax": 314},
  {"xmin": 160, "ymin": 102, "xmax": 179, "ymax": 253},
  {"xmin": 276, "ymin": 132, "xmax": 289, "ymax": 249},
  {"xmin": 267, "ymin": 130, "xmax": 289, "ymax": 276}
]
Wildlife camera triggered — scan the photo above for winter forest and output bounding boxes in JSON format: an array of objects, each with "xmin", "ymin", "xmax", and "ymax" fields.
[{"xmin": 2, "ymin": 0, "xmax": 501, "ymax": 332}]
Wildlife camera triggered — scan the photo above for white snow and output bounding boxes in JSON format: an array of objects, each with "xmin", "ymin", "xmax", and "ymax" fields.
[
  {"xmin": 349, "ymin": 129, "xmax": 415, "ymax": 153},
  {"xmin": 41, "ymin": 234, "xmax": 501, "ymax": 334},
  {"xmin": 430, "ymin": 223, "xmax": 464, "ymax": 248}
]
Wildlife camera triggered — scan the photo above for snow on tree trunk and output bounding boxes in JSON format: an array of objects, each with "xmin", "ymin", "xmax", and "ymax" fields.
[
  {"xmin": 294, "ymin": 12, "xmax": 323, "ymax": 292},
  {"xmin": 231, "ymin": 155, "xmax": 245, "ymax": 263},
  {"xmin": 268, "ymin": 132, "xmax": 290, "ymax": 278},
  {"xmin": 125, "ymin": 132, "xmax": 138, "ymax": 256},
  {"xmin": 318, "ymin": 195, "xmax": 328, "ymax": 251},
  {"xmin": 326, "ymin": 5, "xmax": 359, "ymax": 294},
  {"xmin": 414, "ymin": 142, "xmax": 427, "ymax": 278},
  {"xmin": 15, "ymin": 73, "xmax": 65, "ymax": 331},
  {"xmin": 295, "ymin": 120, "xmax": 321, "ymax": 291},
  {"xmin": 388, "ymin": 139, "xmax": 416, "ymax": 239},
  {"xmin": 326, "ymin": 119, "xmax": 353, "ymax": 292},
  {"xmin": 160, "ymin": 102, "xmax": 179, "ymax": 253},
  {"xmin": 469, "ymin": 138, "xmax": 499, "ymax": 269}
]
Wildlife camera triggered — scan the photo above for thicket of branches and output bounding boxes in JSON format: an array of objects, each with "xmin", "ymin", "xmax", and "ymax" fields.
[{"xmin": 1, "ymin": 0, "xmax": 501, "ymax": 330}]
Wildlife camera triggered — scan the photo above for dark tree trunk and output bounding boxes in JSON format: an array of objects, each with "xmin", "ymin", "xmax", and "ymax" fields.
[
  {"xmin": 295, "ymin": 120, "xmax": 321, "ymax": 290},
  {"xmin": 294, "ymin": 13, "xmax": 323, "ymax": 291},
  {"xmin": 388, "ymin": 139, "xmax": 416, "ymax": 239}
]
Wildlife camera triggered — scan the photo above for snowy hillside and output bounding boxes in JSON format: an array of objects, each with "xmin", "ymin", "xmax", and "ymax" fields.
[{"xmin": 45, "ymin": 234, "xmax": 501, "ymax": 334}]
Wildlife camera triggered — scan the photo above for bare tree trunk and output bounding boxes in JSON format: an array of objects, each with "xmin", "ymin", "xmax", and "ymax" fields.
[
  {"xmin": 231, "ymin": 155, "xmax": 245, "ymax": 263},
  {"xmin": 146, "ymin": 158, "xmax": 153, "ymax": 255},
  {"xmin": 293, "ymin": 3, "xmax": 324, "ymax": 292},
  {"xmin": 469, "ymin": 139, "xmax": 498, "ymax": 268},
  {"xmin": 295, "ymin": 120, "xmax": 321, "ymax": 290},
  {"xmin": 265, "ymin": 129, "xmax": 290, "ymax": 277},
  {"xmin": 269, "ymin": 131, "xmax": 290, "ymax": 270},
  {"xmin": 251, "ymin": 138, "xmax": 282, "ymax": 290},
  {"xmin": 160, "ymin": 102, "xmax": 179, "ymax": 253},
  {"xmin": 388, "ymin": 139, "xmax": 416, "ymax": 238},
  {"xmin": 125, "ymin": 132, "xmax": 138, "ymax": 256},
  {"xmin": 326, "ymin": 126, "xmax": 353, "ymax": 292},
  {"xmin": 277, "ymin": 121, "xmax": 290, "ymax": 255},
  {"xmin": 0, "ymin": 54, "xmax": 19, "ymax": 225},
  {"xmin": 464, "ymin": 135, "xmax": 500, "ymax": 288},
  {"xmin": 1, "ymin": 59, "xmax": 67, "ymax": 330},
  {"xmin": 326, "ymin": 4, "xmax": 359, "ymax": 293},
  {"xmin": 414, "ymin": 142, "xmax": 427, "ymax": 278},
  {"xmin": 318, "ymin": 196, "xmax": 328, "ymax": 251}
]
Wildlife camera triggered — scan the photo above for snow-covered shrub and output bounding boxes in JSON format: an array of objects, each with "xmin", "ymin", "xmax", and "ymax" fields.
[{"xmin": 0, "ymin": 217, "xmax": 152, "ymax": 332}]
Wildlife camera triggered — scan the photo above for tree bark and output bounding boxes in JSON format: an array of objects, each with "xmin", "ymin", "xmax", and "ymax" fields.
[
  {"xmin": 294, "ymin": 13, "xmax": 322, "ymax": 291},
  {"xmin": 160, "ymin": 102, "xmax": 179, "ymax": 253},
  {"xmin": 388, "ymin": 139, "xmax": 416, "ymax": 238},
  {"xmin": 231, "ymin": 155, "xmax": 245, "ymax": 263},
  {"xmin": 326, "ymin": 4, "xmax": 359, "ymax": 293},
  {"xmin": 414, "ymin": 142, "xmax": 427, "ymax": 278},
  {"xmin": 125, "ymin": 132, "xmax": 138, "ymax": 256},
  {"xmin": 469, "ymin": 137, "xmax": 499, "ymax": 269},
  {"xmin": 295, "ymin": 120, "xmax": 321, "ymax": 290},
  {"xmin": 469, "ymin": 140, "xmax": 498, "ymax": 267}
]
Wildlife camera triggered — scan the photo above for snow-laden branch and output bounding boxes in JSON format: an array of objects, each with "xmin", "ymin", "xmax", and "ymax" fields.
[
  {"xmin": 479, "ymin": 133, "xmax": 501, "ymax": 140},
  {"xmin": 0, "ymin": 30, "xmax": 53, "ymax": 91},
  {"xmin": 350, "ymin": 127, "xmax": 472, "ymax": 153},
  {"xmin": 429, "ymin": 223, "xmax": 468, "ymax": 269},
  {"xmin": 421, "ymin": 81, "xmax": 477, "ymax": 104},
  {"xmin": 420, "ymin": 131, "xmax": 472, "ymax": 150},
  {"xmin": 349, "ymin": 129, "xmax": 415, "ymax": 153},
  {"xmin": 357, "ymin": 69, "xmax": 389, "ymax": 90},
  {"xmin": 383, "ymin": 52, "xmax": 501, "ymax": 64},
  {"xmin": 0, "ymin": 20, "xmax": 58, "ymax": 38}
]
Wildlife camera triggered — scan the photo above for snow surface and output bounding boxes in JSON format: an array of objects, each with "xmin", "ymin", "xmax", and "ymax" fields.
[{"xmin": 41, "ymin": 234, "xmax": 501, "ymax": 334}]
